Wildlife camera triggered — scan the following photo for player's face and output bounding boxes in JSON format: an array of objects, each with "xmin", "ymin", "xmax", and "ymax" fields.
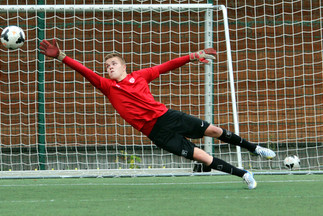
[{"xmin": 105, "ymin": 57, "xmax": 127, "ymax": 82}]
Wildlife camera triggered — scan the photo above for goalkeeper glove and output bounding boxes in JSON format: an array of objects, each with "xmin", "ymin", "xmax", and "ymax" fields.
[
  {"xmin": 39, "ymin": 39, "xmax": 66, "ymax": 61},
  {"xmin": 190, "ymin": 48, "xmax": 216, "ymax": 64}
]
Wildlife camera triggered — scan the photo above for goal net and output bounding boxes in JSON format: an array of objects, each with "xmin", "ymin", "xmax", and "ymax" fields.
[{"xmin": 0, "ymin": 1, "xmax": 322, "ymax": 178}]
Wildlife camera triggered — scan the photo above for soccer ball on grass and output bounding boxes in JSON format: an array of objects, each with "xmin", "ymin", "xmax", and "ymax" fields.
[
  {"xmin": 283, "ymin": 155, "xmax": 300, "ymax": 170},
  {"xmin": 1, "ymin": 25, "xmax": 25, "ymax": 50}
]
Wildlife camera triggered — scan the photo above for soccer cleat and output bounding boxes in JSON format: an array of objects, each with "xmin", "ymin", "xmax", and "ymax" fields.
[
  {"xmin": 251, "ymin": 145, "xmax": 276, "ymax": 160},
  {"xmin": 243, "ymin": 171, "xmax": 257, "ymax": 190}
]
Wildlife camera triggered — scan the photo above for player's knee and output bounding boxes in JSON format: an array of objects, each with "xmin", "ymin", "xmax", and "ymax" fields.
[
  {"xmin": 193, "ymin": 147, "xmax": 213, "ymax": 165},
  {"xmin": 204, "ymin": 125, "xmax": 223, "ymax": 138}
]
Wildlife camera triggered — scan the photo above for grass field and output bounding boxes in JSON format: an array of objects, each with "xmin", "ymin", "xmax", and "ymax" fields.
[{"xmin": 0, "ymin": 174, "xmax": 322, "ymax": 216}]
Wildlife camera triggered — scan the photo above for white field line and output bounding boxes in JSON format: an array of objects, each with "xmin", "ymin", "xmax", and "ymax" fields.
[
  {"xmin": 1, "ymin": 194, "xmax": 323, "ymax": 204},
  {"xmin": 0, "ymin": 179, "xmax": 322, "ymax": 187}
]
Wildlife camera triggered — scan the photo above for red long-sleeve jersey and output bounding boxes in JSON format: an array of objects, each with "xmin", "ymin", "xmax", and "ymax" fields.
[{"xmin": 62, "ymin": 55, "xmax": 191, "ymax": 136}]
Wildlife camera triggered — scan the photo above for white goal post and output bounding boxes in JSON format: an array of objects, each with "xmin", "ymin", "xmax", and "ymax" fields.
[{"xmin": 0, "ymin": 3, "xmax": 322, "ymax": 178}]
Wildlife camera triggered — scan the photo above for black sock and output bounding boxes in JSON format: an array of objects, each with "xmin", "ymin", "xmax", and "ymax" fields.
[
  {"xmin": 218, "ymin": 129, "xmax": 257, "ymax": 152},
  {"xmin": 208, "ymin": 157, "xmax": 246, "ymax": 177}
]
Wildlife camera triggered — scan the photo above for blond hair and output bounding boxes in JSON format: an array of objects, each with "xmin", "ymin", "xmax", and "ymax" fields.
[{"xmin": 104, "ymin": 53, "xmax": 126, "ymax": 65}]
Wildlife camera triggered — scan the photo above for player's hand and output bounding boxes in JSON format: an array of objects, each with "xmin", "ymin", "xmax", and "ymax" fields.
[
  {"xmin": 190, "ymin": 48, "xmax": 216, "ymax": 64},
  {"xmin": 39, "ymin": 39, "xmax": 66, "ymax": 60}
]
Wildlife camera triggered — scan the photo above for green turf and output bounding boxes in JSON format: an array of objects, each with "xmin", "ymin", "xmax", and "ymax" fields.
[{"xmin": 0, "ymin": 174, "xmax": 322, "ymax": 216}]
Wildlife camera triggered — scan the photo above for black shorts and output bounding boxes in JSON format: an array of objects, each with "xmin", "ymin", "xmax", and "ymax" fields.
[{"xmin": 148, "ymin": 109, "xmax": 210, "ymax": 160}]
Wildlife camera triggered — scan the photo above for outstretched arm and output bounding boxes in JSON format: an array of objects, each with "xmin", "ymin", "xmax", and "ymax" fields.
[
  {"xmin": 39, "ymin": 39, "xmax": 103, "ymax": 89},
  {"xmin": 154, "ymin": 48, "xmax": 217, "ymax": 74}
]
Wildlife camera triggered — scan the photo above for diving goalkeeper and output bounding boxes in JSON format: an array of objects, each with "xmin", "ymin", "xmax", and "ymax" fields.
[{"xmin": 40, "ymin": 39, "xmax": 276, "ymax": 189}]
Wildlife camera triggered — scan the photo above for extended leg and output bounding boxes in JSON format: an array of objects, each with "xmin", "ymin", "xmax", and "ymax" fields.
[{"xmin": 204, "ymin": 125, "xmax": 276, "ymax": 159}]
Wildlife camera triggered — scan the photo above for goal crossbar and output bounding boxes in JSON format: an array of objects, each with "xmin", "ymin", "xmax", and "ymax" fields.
[{"xmin": 0, "ymin": 4, "xmax": 216, "ymax": 12}]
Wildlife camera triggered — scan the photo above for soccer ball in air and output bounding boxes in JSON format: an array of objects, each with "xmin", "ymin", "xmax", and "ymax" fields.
[
  {"xmin": 1, "ymin": 26, "xmax": 25, "ymax": 50},
  {"xmin": 283, "ymin": 155, "xmax": 300, "ymax": 170}
]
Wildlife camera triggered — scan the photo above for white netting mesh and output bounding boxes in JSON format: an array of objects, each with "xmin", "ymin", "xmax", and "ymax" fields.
[{"xmin": 0, "ymin": 1, "xmax": 322, "ymax": 177}]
